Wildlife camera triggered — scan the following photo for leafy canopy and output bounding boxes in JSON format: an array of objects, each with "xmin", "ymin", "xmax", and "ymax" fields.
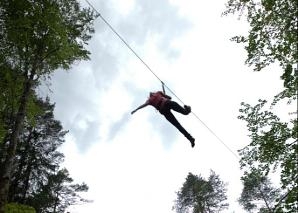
[
  {"xmin": 223, "ymin": 0, "xmax": 298, "ymax": 100},
  {"xmin": 224, "ymin": 0, "xmax": 297, "ymax": 211},
  {"xmin": 0, "ymin": 0, "xmax": 97, "ymax": 75},
  {"xmin": 239, "ymin": 168, "xmax": 281, "ymax": 212}
]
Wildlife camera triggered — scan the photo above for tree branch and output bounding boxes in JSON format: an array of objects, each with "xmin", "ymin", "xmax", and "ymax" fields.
[{"xmin": 272, "ymin": 186, "xmax": 297, "ymax": 212}]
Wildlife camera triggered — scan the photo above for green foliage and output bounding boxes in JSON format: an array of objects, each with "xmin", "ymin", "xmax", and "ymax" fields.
[
  {"xmin": 0, "ymin": 0, "xmax": 97, "ymax": 74},
  {"xmin": 174, "ymin": 171, "xmax": 228, "ymax": 213},
  {"xmin": 238, "ymin": 100, "xmax": 293, "ymax": 170},
  {"xmin": 4, "ymin": 203, "xmax": 35, "ymax": 213},
  {"xmin": 0, "ymin": 64, "xmax": 24, "ymax": 143},
  {"xmin": 0, "ymin": 0, "xmax": 96, "ymax": 211},
  {"xmin": 223, "ymin": 0, "xmax": 298, "ymax": 101},
  {"xmin": 28, "ymin": 169, "xmax": 88, "ymax": 212},
  {"xmin": 238, "ymin": 100, "xmax": 297, "ymax": 211},
  {"xmin": 0, "ymin": 63, "xmax": 44, "ymax": 144},
  {"xmin": 6, "ymin": 97, "xmax": 90, "ymax": 212},
  {"xmin": 239, "ymin": 168, "xmax": 281, "ymax": 212},
  {"xmin": 224, "ymin": 1, "xmax": 297, "ymax": 212},
  {"xmin": 27, "ymin": 168, "xmax": 89, "ymax": 213}
]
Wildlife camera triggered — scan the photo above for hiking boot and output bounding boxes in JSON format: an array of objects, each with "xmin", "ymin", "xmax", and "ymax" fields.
[
  {"xmin": 184, "ymin": 105, "xmax": 191, "ymax": 114},
  {"xmin": 188, "ymin": 137, "xmax": 195, "ymax": 148}
]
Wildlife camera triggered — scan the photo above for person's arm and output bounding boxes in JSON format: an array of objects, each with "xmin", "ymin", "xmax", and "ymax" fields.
[
  {"xmin": 131, "ymin": 102, "xmax": 149, "ymax": 114},
  {"xmin": 161, "ymin": 82, "xmax": 171, "ymax": 99},
  {"xmin": 158, "ymin": 91, "xmax": 171, "ymax": 100},
  {"xmin": 163, "ymin": 93, "xmax": 172, "ymax": 99}
]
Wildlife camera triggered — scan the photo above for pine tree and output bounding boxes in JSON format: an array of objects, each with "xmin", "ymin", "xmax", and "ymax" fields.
[
  {"xmin": 5, "ymin": 97, "xmax": 89, "ymax": 212},
  {"xmin": 174, "ymin": 171, "xmax": 228, "ymax": 213}
]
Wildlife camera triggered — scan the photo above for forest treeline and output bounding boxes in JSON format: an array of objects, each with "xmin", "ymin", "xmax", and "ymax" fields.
[{"xmin": 0, "ymin": 0, "xmax": 97, "ymax": 212}]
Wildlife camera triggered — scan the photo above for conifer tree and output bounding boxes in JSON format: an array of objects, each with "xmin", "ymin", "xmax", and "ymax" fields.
[{"xmin": 174, "ymin": 171, "xmax": 228, "ymax": 213}]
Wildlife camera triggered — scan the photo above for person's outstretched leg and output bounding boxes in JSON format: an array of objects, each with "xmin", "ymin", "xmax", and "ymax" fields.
[
  {"xmin": 162, "ymin": 110, "xmax": 195, "ymax": 147},
  {"xmin": 167, "ymin": 101, "xmax": 191, "ymax": 115}
]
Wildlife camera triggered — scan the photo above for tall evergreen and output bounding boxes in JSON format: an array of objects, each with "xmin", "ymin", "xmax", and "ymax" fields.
[
  {"xmin": 174, "ymin": 171, "xmax": 228, "ymax": 213},
  {"xmin": 2, "ymin": 97, "xmax": 89, "ymax": 212}
]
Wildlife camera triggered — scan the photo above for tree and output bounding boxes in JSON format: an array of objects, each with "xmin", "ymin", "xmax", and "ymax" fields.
[
  {"xmin": 0, "ymin": 63, "xmax": 24, "ymax": 145},
  {"xmin": 223, "ymin": 0, "xmax": 297, "ymax": 211},
  {"xmin": 4, "ymin": 203, "xmax": 36, "ymax": 213},
  {"xmin": 6, "ymin": 97, "xmax": 66, "ymax": 203},
  {"xmin": 3, "ymin": 97, "xmax": 90, "ymax": 212},
  {"xmin": 0, "ymin": 0, "xmax": 96, "ymax": 211},
  {"xmin": 223, "ymin": 0, "xmax": 298, "ymax": 101},
  {"xmin": 239, "ymin": 168, "xmax": 281, "ymax": 213},
  {"xmin": 238, "ymin": 100, "xmax": 297, "ymax": 211},
  {"xmin": 174, "ymin": 171, "xmax": 229, "ymax": 213},
  {"xmin": 27, "ymin": 168, "xmax": 89, "ymax": 213}
]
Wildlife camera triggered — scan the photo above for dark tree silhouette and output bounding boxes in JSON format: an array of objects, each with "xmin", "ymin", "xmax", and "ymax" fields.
[{"xmin": 174, "ymin": 171, "xmax": 228, "ymax": 213}]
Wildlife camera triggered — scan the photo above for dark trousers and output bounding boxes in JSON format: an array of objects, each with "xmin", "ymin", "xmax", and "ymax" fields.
[{"xmin": 160, "ymin": 101, "xmax": 192, "ymax": 140}]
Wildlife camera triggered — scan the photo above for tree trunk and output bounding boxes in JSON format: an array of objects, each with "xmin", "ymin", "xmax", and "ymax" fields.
[
  {"xmin": 8, "ymin": 128, "xmax": 32, "ymax": 202},
  {"xmin": 258, "ymin": 185, "xmax": 273, "ymax": 213},
  {"xmin": 0, "ymin": 71, "xmax": 34, "ymax": 213},
  {"xmin": 20, "ymin": 149, "xmax": 34, "ymax": 204},
  {"xmin": 20, "ymin": 163, "xmax": 32, "ymax": 204}
]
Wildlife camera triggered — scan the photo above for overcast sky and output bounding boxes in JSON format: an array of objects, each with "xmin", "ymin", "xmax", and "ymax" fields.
[{"xmin": 39, "ymin": 0, "xmax": 288, "ymax": 212}]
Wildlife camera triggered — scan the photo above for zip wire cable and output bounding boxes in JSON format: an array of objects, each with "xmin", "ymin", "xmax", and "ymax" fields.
[
  {"xmin": 86, "ymin": 0, "xmax": 240, "ymax": 160},
  {"xmin": 86, "ymin": 0, "xmax": 183, "ymax": 103},
  {"xmin": 86, "ymin": 1, "xmax": 161, "ymax": 81},
  {"xmin": 191, "ymin": 112, "xmax": 240, "ymax": 160}
]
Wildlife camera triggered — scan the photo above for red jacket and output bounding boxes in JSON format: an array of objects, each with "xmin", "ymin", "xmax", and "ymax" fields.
[{"xmin": 146, "ymin": 91, "xmax": 169, "ymax": 110}]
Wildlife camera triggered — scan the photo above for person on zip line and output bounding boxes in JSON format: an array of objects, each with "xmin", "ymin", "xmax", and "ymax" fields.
[{"xmin": 131, "ymin": 83, "xmax": 195, "ymax": 148}]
